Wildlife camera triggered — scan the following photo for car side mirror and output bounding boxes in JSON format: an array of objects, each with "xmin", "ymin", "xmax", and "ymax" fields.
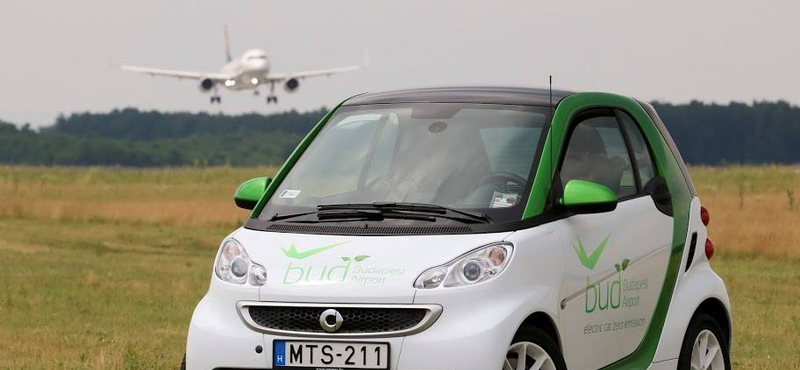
[
  {"xmin": 234, "ymin": 177, "xmax": 271, "ymax": 210},
  {"xmin": 644, "ymin": 176, "xmax": 673, "ymax": 216},
  {"xmin": 559, "ymin": 180, "xmax": 618, "ymax": 214}
]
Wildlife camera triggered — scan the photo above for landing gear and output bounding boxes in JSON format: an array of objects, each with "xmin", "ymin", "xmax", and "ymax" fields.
[
  {"xmin": 265, "ymin": 82, "xmax": 278, "ymax": 104},
  {"xmin": 210, "ymin": 87, "xmax": 222, "ymax": 104}
]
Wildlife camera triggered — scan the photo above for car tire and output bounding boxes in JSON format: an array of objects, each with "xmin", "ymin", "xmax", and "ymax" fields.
[
  {"xmin": 678, "ymin": 313, "xmax": 731, "ymax": 370},
  {"xmin": 504, "ymin": 327, "xmax": 567, "ymax": 370},
  {"xmin": 180, "ymin": 353, "xmax": 186, "ymax": 370}
]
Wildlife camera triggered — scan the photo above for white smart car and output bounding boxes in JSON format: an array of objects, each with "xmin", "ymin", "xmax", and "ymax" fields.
[{"xmin": 184, "ymin": 87, "xmax": 731, "ymax": 370}]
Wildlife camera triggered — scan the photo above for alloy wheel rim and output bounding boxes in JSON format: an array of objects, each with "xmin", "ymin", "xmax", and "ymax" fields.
[
  {"xmin": 503, "ymin": 341, "xmax": 556, "ymax": 370},
  {"xmin": 691, "ymin": 329, "xmax": 725, "ymax": 370}
]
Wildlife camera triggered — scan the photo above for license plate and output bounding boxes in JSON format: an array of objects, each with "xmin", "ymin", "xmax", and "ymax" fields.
[{"xmin": 273, "ymin": 340, "xmax": 389, "ymax": 369}]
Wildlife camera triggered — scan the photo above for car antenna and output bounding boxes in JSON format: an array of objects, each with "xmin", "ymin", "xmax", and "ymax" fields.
[
  {"xmin": 549, "ymin": 75, "xmax": 554, "ymax": 169},
  {"xmin": 549, "ymin": 75, "xmax": 553, "ymax": 114}
]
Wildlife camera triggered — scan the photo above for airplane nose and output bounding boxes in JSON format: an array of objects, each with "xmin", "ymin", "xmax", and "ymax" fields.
[{"xmin": 254, "ymin": 59, "xmax": 269, "ymax": 71}]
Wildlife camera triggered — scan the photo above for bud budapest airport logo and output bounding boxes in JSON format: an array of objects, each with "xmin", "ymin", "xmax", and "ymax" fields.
[
  {"xmin": 573, "ymin": 234, "xmax": 649, "ymax": 313},
  {"xmin": 281, "ymin": 242, "xmax": 345, "ymax": 260},
  {"xmin": 280, "ymin": 242, "xmax": 405, "ymax": 285},
  {"xmin": 573, "ymin": 234, "xmax": 611, "ymax": 270}
]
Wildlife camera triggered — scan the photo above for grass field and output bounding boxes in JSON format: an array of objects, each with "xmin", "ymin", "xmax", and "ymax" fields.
[{"xmin": 0, "ymin": 165, "xmax": 798, "ymax": 369}]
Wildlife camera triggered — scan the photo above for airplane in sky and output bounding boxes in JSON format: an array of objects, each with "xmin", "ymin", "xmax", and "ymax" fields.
[{"xmin": 120, "ymin": 26, "xmax": 365, "ymax": 104}]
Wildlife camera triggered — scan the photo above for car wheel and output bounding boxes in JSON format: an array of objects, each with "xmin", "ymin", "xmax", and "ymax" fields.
[
  {"xmin": 678, "ymin": 313, "xmax": 731, "ymax": 370},
  {"xmin": 503, "ymin": 327, "xmax": 567, "ymax": 370},
  {"xmin": 180, "ymin": 353, "xmax": 186, "ymax": 370}
]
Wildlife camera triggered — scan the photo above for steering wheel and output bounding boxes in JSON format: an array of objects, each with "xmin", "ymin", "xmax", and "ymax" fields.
[
  {"xmin": 468, "ymin": 172, "xmax": 527, "ymax": 194},
  {"xmin": 364, "ymin": 175, "xmax": 397, "ymax": 201}
]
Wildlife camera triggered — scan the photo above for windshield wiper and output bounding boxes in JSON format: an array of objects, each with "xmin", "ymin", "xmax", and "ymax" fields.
[
  {"xmin": 317, "ymin": 208, "xmax": 437, "ymax": 222},
  {"xmin": 269, "ymin": 202, "xmax": 492, "ymax": 224},
  {"xmin": 318, "ymin": 202, "xmax": 492, "ymax": 224},
  {"xmin": 270, "ymin": 207, "xmax": 437, "ymax": 223},
  {"xmin": 269, "ymin": 210, "xmax": 318, "ymax": 222}
]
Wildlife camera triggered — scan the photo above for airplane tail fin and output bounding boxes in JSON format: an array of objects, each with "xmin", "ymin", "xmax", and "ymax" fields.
[{"xmin": 224, "ymin": 24, "xmax": 233, "ymax": 63}]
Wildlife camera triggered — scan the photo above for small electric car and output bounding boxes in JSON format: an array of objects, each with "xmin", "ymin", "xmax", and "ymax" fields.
[{"xmin": 185, "ymin": 87, "xmax": 731, "ymax": 370}]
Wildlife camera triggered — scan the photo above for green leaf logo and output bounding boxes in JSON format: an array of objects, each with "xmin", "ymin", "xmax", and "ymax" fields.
[
  {"xmin": 354, "ymin": 255, "xmax": 370, "ymax": 262},
  {"xmin": 341, "ymin": 255, "xmax": 370, "ymax": 262},
  {"xmin": 621, "ymin": 258, "xmax": 630, "ymax": 271},
  {"xmin": 572, "ymin": 234, "xmax": 611, "ymax": 270},
  {"xmin": 280, "ymin": 242, "xmax": 346, "ymax": 260}
]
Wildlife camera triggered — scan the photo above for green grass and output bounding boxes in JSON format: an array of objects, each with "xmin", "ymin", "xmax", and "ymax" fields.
[
  {"xmin": 0, "ymin": 218, "xmax": 226, "ymax": 369},
  {"xmin": 715, "ymin": 256, "xmax": 800, "ymax": 369},
  {"xmin": 0, "ymin": 165, "xmax": 798, "ymax": 369}
]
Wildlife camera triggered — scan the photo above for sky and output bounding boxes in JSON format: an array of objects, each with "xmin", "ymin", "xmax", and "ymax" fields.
[{"xmin": 1, "ymin": 0, "xmax": 799, "ymax": 127}]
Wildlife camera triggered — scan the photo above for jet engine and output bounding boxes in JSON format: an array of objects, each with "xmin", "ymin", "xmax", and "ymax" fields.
[
  {"xmin": 199, "ymin": 78, "xmax": 214, "ymax": 92},
  {"xmin": 284, "ymin": 78, "xmax": 299, "ymax": 93}
]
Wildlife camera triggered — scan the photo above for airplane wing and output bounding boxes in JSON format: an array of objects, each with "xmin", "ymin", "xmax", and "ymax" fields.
[
  {"xmin": 120, "ymin": 65, "xmax": 233, "ymax": 81},
  {"xmin": 265, "ymin": 65, "xmax": 362, "ymax": 82}
]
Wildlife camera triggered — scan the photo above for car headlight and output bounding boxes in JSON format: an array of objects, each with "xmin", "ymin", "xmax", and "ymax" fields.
[
  {"xmin": 414, "ymin": 242, "xmax": 513, "ymax": 289},
  {"xmin": 215, "ymin": 238, "xmax": 267, "ymax": 286}
]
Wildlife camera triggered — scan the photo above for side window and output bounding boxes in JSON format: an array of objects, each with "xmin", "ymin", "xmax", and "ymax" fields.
[
  {"xmin": 618, "ymin": 112, "xmax": 657, "ymax": 188},
  {"xmin": 560, "ymin": 114, "xmax": 637, "ymax": 198}
]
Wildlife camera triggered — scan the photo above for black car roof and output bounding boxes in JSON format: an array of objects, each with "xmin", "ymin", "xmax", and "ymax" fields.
[{"xmin": 343, "ymin": 86, "xmax": 576, "ymax": 107}]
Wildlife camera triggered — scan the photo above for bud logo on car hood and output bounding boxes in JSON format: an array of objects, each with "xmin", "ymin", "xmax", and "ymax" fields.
[
  {"xmin": 280, "ymin": 242, "xmax": 346, "ymax": 259},
  {"xmin": 279, "ymin": 242, "xmax": 404, "ymax": 286}
]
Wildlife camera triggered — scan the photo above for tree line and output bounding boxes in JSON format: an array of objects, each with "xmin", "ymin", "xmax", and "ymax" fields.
[
  {"xmin": 1, "ymin": 101, "xmax": 798, "ymax": 166},
  {"xmin": 0, "ymin": 108, "xmax": 326, "ymax": 167}
]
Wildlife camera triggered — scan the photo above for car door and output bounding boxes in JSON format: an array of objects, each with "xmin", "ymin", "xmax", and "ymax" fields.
[{"xmin": 556, "ymin": 109, "xmax": 674, "ymax": 370}]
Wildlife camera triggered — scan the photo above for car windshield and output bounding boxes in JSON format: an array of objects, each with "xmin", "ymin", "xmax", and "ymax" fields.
[{"xmin": 259, "ymin": 103, "xmax": 549, "ymax": 224}]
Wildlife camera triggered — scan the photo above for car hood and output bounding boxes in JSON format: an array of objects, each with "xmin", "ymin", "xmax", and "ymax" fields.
[{"xmin": 231, "ymin": 227, "xmax": 514, "ymax": 304}]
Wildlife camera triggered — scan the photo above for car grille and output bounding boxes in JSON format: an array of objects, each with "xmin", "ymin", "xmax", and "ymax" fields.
[{"xmin": 239, "ymin": 303, "xmax": 441, "ymax": 337}]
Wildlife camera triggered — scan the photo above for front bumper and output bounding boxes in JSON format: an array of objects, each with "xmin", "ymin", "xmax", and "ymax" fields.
[{"xmin": 186, "ymin": 279, "xmax": 548, "ymax": 370}]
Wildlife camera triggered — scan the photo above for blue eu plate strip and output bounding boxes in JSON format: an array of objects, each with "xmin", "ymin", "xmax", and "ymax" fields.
[{"xmin": 274, "ymin": 341, "xmax": 286, "ymax": 366}]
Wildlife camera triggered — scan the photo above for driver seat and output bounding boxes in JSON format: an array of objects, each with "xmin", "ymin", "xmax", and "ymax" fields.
[{"xmin": 560, "ymin": 125, "xmax": 623, "ymax": 194}]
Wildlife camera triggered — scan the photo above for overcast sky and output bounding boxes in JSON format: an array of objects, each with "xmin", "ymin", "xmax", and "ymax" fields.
[{"xmin": 2, "ymin": 0, "xmax": 798, "ymax": 127}]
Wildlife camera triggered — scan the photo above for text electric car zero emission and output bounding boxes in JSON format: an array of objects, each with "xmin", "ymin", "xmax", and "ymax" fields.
[{"xmin": 184, "ymin": 87, "xmax": 731, "ymax": 370}]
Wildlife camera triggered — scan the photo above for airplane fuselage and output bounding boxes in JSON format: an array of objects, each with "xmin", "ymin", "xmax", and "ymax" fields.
[{"xmin": 217, "ymin": 49, "xmax": 271, "ymax": 91}]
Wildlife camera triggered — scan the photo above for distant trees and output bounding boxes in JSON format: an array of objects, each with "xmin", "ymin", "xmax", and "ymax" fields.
[
  {"xmin": 652, "ymin": 101, "xmax": 800, "ymax": 165},
  {"xmin": 0, "ymin": 108, "xmax": 326, "ymax": 167},
  {"xmin": 0, "ymin": 102, "xmax": 799, "ymax": 167}
]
